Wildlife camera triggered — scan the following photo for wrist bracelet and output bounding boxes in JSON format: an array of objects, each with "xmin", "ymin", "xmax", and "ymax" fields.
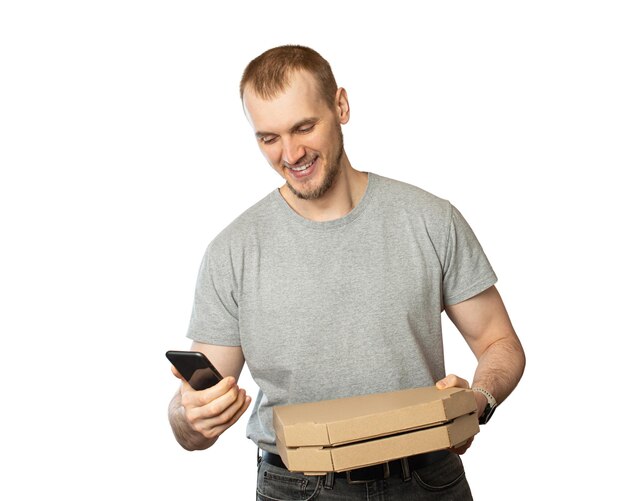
[{"xmin": 472, "ymin": 387, "xmax": 497, "ymax": 407}]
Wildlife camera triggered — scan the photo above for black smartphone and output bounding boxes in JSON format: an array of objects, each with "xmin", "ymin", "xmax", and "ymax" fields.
[{"xmin": 165, "ymin": 350, "xmax": 223, "ymax": 390}]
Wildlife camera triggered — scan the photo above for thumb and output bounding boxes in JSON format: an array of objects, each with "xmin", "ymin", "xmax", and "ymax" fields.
[
  {"xmin": 436, "ymin": 374, "xmax": 454, "ymax": 389},
  {"xmin": 436, "ymin": 378, "xmax": 448, "ymax": 389},
  {"xmin": 436, "ymin": 374, "xmax": 469, "ymax": 390}
]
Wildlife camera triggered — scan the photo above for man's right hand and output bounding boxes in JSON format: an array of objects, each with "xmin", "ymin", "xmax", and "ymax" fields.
[
  {"xmin": 173, "ymin": 366, "xmax": 252, "ymax": 444},
  {"xmin": 168, "ymin": 342, "xmax": 250, "ymax": 451}
]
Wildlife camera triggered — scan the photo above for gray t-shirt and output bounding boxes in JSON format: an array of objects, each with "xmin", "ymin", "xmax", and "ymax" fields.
[{"xmin": 187, "ymin": 173, "xmax": 497, "ymax": 453}]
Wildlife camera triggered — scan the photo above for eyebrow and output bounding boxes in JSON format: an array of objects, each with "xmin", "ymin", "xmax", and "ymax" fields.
[{"xmin": 255, "ymin": 117, "xmax": 320, "ymax": 139}]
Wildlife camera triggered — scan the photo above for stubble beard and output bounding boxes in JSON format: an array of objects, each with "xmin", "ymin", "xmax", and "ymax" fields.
[{"xmin": 285, "ymin": 127, "xmax": 345, "ymax": 201}]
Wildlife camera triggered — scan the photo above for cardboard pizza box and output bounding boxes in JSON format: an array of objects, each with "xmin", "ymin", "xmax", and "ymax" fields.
[{"xmin": 273, "ymin": 386, "xmax": 479, "ymax": 474}]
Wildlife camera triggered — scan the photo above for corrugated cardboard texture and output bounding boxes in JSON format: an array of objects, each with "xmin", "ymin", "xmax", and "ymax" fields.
[
  {"xmin": 274, "ymin": 386, "xmax": 477, "ymax": 448},
  {"xmin": 276, "ymin": 413, "xmax": 479, "ymax": 474}
]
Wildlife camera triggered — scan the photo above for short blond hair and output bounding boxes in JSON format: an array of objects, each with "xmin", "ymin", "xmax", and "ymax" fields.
[{"xmin": 240, "ymin": 45, "xmax": 338, "ymax": 109}]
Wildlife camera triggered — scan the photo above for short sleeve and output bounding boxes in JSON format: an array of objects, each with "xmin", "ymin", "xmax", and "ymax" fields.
[
  {"xmin": 186, "ymin": 240, "xmax": 241, "ymax": 346},
  {"xmin": 442, "ymin": 205, "xmax": 497, "ymax": 305}
]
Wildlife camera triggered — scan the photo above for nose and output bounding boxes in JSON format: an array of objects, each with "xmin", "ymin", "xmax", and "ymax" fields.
[{"xmin": 282, "ymin": 137, "xmax": 306, "ymax": 166}]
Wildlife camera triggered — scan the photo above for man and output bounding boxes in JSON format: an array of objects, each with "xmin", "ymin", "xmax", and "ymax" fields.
[{"xmin": 168, "ymin": 45, "xmax": 525, "ymax": 499}]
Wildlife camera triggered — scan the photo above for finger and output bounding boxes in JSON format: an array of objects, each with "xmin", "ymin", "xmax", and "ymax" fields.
[
  {"xmin": 451, "ymin": 436, "xmax": 474, "ymax": 455},
  {"xmin": 205, "ymin": 392, "xmax": 253, "ymax": 438},
  {"xmin": 219, "ymin": 393, "xmax": 253, "ymax": 431},
  {"xmin": 197, "ymin": 377, "xmax": 239, "ymax": 405},
  {"xmin": 184, "ymin": 386, "xmax": 240, "ymax": 425},
  {"xmin": 181, "ymin": 376, "xmax": 237, "ymax": 407},
  {"xmin": 204, "ymin": 386, "xmax": 245, "ymax": 422},
  {"xmin": 191, "ymin": 389, "xmax": 251, "ymax": 439},
  {"xmin": 208, "ymin": 388, "xmax": 250, "ymax": 427},
  {"xmin": 436, "ymin": 374, "xmax": 470, "ymax": 390}
]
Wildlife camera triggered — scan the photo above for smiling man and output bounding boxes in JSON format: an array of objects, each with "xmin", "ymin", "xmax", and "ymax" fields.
[
  {"xmin": 168, "ymin": 45, "xmax": 525, "ymax": 500},
  {"xmin": 243, "ymin": 55, "xmax": 366, "ymax": 221}
]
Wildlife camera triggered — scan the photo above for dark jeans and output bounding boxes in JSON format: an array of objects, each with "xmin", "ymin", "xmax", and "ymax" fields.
[{"xmin": 256, "ymin": 452, "xmax": 473, "ymax": 500}]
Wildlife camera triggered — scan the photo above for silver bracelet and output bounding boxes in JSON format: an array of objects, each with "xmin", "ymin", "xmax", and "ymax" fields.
[{"xmin": 472, "ymin": 387, "xmax": 497, "ymax": 407}]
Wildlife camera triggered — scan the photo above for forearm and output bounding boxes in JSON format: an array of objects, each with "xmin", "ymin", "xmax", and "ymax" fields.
[
  {"xmin": 471, "ymin": 334, "xmax": 526, "ymax": 405},
  {"xmin": 168, "ymin": 391, "xmax": 217, "ymax": 451}
]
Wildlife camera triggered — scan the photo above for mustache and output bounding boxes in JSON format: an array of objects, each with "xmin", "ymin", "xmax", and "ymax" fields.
[{"xmin": 282, "ymin": 154, "xmax": 318, "ymax": 169}]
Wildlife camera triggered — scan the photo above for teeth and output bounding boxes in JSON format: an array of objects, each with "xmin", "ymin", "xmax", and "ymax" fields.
[{"xmin": 290, "ymin": 159, "xmax": 314, "ymax": 172}]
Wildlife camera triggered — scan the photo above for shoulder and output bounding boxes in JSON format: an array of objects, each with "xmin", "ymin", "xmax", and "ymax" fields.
[
  {"xmin": 371, "ymin": 173, "xmax": 452, "ymax": 225},
  {"xmin": 205, "ymin": 190, "xmax": 278, "ymax": 257}
]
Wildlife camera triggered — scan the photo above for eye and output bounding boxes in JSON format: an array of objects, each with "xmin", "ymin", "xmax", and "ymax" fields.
[
  {"xmin": 296, "ymin": 125, "xmax": 314, "ymax": 134},
  {"xmin": 259, "ymin": 135, "xmax": 278, "ymax": 145}
]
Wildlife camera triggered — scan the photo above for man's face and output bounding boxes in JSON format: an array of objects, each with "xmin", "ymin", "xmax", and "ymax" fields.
[{"xmin": 243, "ymin": 70, "xmax": 347, "ymax": 200}]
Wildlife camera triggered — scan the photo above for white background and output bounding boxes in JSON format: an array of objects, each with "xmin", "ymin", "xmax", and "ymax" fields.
[{"xmin": 1, "ymin": 1, "xmax": 624, "ymax": 499}]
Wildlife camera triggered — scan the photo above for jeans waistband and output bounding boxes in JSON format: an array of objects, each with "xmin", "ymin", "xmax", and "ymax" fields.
[{"xmin": 261, "ymin": 449, "xmax": 450, "ymax": 483}]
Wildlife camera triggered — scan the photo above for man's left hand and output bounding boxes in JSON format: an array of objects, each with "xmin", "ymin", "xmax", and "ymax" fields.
[{"xmin": 435, "ymin": 374, "xmax": 484, "ymax": 455}]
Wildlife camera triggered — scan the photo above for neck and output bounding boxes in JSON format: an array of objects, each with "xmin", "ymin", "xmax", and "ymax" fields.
[{"xmin": 279, "ymin": 154, "xmax": 368, "ymax": 222}]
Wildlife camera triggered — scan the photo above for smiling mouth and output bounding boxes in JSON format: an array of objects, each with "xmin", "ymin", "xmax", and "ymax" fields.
[
  {"xmin": 286, "ymin": 156, "xmax": 316, "ymax": 171},
  {"xmin": 285, "ymin": 156, "xmax": 318, "ymax": 178},
  {"xmin": 290, "ymin": 163, "xmax": 311, "ymax": 172}
]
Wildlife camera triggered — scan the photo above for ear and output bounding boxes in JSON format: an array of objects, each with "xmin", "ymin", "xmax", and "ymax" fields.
[{"xmin": 335, "ymin": 87, "xmax": 350, "ymax": 125}]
